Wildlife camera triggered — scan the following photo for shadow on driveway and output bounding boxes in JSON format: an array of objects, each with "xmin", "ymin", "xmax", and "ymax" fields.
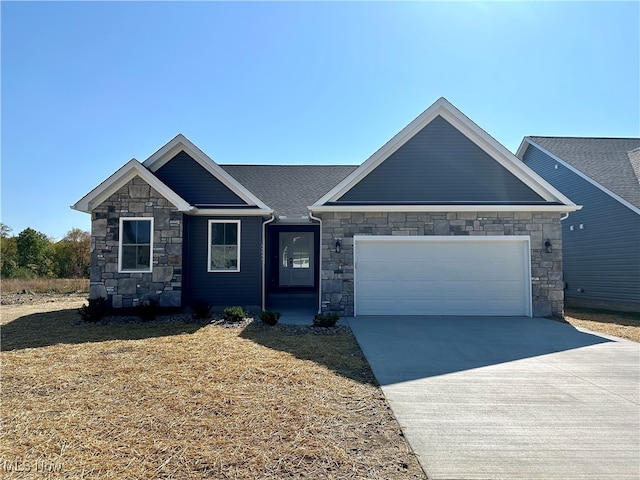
[{"xmin": 348, "ymin": 316, "xmax": 611, "ymax": 385}]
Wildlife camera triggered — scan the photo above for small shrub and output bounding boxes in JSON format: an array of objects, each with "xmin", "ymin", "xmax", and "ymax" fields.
[
  {"xmin": 192, "ymin": 300, "xmax": 212, "ymax": 320},
  {"xmin": 259, "ymin": 310, "xmax": 281, "ymax": 326},
  {"xmin": 137, "ymin": 298, "xmax": 160, "ymax": 322},
  {"xmin": 78, "ymin": 297, "xmax": 108, "ymax": 322},
  {"xmin": 313, "ymin": 312, "xmax": 340, "ymax": 328},
  {"xmin": 223, "ymin": 306, "xmax": 245, "ymax": 323}
]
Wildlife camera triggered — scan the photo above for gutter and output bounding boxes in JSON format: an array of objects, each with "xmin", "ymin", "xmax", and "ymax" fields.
[
  {"xmin": 308, "ymin": 209, "xmax": 323, "ymax": 314},
  {"xmin": 261, "ymin": 214, "xmax": 276, "ymax": 312}
]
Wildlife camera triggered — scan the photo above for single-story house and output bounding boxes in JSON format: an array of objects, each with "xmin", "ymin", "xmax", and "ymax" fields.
[
  {"xmin": 517, "ymin": 137, "xmax": 640, "ymax": 312},
  {"xmin": 72, "ymin": 98, "xmax": 579, "ymax": 318}
]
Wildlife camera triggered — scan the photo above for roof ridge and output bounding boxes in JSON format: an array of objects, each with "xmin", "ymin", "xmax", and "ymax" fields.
[
  {"xmin": 529, "ymin": 135, "xmax": 640, "ymax": 141},
  {"xmin": 221, "ymin": 164, "xmax": 359, "ymax": 167}
]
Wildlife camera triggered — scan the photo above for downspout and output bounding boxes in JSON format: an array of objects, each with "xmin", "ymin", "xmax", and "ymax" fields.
[
  {"xmin": 308, "ymin": 209, "xmax": 323, "ymax": 314},
  {"xmin": 261, "ymin": 214, "xmax": 276, "ymax": 312},
  {"xmin": 560, "ymin": 212, "xmax": 570, "ymax": 221}
]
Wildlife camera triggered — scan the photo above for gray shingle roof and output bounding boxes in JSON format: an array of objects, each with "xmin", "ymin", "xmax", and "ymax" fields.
[
  {"xmin": 221, "ymin": 165, "xmax": 358, "ymax": 219},
  {"xmin": 529, "ymin": 137, "xmax": 640, "ymax": 208}
]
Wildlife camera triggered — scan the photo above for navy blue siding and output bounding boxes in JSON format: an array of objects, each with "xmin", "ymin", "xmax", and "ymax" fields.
[
  {"xmin": 183, "ymin": 215, "xmax": 262, "ymax": 308},
  {"xmin": 155, "ymin": 151, "xmax": 247, "ymax": 205},
  {"xmin": 523, "ymin": 145, "xmax": 640, "ymax": 311},
  {"xmin": 338, "ymin": 116, "xmax": 545, "ymax": 203}
]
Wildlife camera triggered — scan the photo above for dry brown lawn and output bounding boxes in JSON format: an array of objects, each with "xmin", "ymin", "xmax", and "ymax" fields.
[
  {"xmin": 1, "ymin": 278, "xmax": 89, "ymax": 295},
  {"xmin": 1, "ymin": 297, "xmax": 426, "ymax": 479},
  {"xmin": 564, "ymin": 308, "xmax": 640, "ymax": 342}
]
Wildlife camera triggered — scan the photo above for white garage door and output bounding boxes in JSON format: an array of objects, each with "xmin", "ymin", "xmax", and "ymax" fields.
[{"xmin": 354, "ymin": 236, "xmax": 531, "ymax": 316}]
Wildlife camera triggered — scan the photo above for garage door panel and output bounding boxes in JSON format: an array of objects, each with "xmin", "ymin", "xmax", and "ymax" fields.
[
  {"xmin": 357, "ymin": 279, "xmax": 523, "ymax": 297},
  {"xmin": 354, "ymin": 236, "xmax": 530, "ymax": 316},
  {"xmin": 356, "ymin": 259, "xmax": 520, "ymax": 280}
]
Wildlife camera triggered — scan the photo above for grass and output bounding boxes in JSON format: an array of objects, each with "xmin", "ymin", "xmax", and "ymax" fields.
[
  {"xmin": 1, "ymin": 298, "xmax": 426, "ymax": 479},
  {"xmin": 564, "ymin": 307, "xmax": 640, "ymax": 342},
  {"xmin": 1, "ymin": 278, "xmax": 89, "ymax": 295}
]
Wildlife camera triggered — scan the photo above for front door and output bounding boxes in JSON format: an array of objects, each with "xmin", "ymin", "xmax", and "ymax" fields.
[{"xmin": 279, "ymin": 232, "xmax": 314, "ymax": 287}]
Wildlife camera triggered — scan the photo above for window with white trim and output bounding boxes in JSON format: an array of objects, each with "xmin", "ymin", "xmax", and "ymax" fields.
[
  {"xmin": 119, "ymin": 218, "xmax": 153, "ymax": 273},
  {"xmin": 208, "ymin": 220, "xmax": 240, "ymax": 272}
]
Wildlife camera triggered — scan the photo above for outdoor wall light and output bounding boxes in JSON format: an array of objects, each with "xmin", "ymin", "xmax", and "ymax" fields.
[
  {"xmin": 544, "ymin": 239, "xmax": 553, "ymax": 253},
  {"xmin": 335, "ymin": 239, "xmax": 342, "ymax": 253}
]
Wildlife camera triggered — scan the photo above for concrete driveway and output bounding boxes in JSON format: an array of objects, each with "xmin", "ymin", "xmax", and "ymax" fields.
[{"xmin": 348, "ymin": 316, "xmax": 640, "ymax": 480}]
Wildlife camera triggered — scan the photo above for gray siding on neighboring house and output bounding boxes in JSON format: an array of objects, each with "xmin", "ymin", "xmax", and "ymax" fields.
[
  {"xmin": 183, "ymin": 215, "xmax": 262, "ymax": 309},
  {"xmin": 337, "ymin": 115, "xmax": 545, "ymax": 204},
  {"xmin": 523, "ymin": 145, "xmax": 640, "ymax": 311},
  {"xmin": 155, "ymin": 151, "xmax": 247, "ymax": 205}
]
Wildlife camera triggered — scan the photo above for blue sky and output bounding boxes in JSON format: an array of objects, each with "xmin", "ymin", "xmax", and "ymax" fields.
[{"xmin": 2, "ymin": 1, "xmax": 638, "ymax": 240}]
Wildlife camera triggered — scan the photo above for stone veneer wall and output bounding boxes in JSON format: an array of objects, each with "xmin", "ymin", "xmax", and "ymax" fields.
[
  {"xmin": 319, "ymin": 211, "xmax": 564, "ymax": 318},
  {"xmin": 90, "ymin": 176, "xmax": 183, "ymax": 308}
]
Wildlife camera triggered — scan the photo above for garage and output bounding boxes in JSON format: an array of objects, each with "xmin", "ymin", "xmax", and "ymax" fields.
[{"xmin": 354, "ymin": 235, "xmax": 532, "ymax": 316}]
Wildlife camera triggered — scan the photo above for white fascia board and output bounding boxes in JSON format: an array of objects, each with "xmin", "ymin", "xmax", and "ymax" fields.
[
  {"xmin": 309, "ymin": 204, "xmax": 580, "ymax": 213},
  {"xmin": 189, "ymin": 208, "xmax": 273, "ymax": 216},
  {"xmin": 520, "ymin": 138, "xmax": 640, "ymax": 216},
  {"xmin": 71, "ymin": 159, "xmax": 193, "ymax": 213},
  {"xmin": 313, "ymin": 98, "xmax": 576, "ymax": 208},
  {"xmin": 515, "ymin": 138, "xmax": 531, "ymax": 159},
  {"xmin": 142, "ymin": 134, "xmax": 271, "ymax": 211}
]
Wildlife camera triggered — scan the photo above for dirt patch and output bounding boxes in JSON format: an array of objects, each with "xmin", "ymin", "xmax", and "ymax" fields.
[
  {"xmin": 1, "ymin": 291, "xmax": 86, "ymax": 308},
  {"xmin": 564, "ymin": 308, "xmax": 639, "ymax": 342},
  {"xmin": 1, "ymin": 297, "xmax": 426, "ymax": 479}
]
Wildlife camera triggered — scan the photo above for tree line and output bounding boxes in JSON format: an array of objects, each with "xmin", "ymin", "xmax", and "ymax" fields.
[{"xmin": 0, "ymin": 223, "xmax": 90, "ymax": 279}]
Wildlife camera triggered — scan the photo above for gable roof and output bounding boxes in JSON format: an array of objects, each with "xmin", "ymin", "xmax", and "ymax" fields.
[
  {"xmin": 143, "ymin": 134, "xmax": 272, "ymax": 211},
  {"xmin": 222, "ymin": 165, "xmax": 357, "ymax": 220},
  {"xmin": 312, "ymin": 98, "xmax": 577, "ymax": 212},
  {"xmin": 519, "ymin": 137, "xmax": 640, "ymax": 210},
  {"xmin": 71, "ymin": 159, "xmax": 193, "ymax": 213},
  {"xmin": 155, "ymin": 151, "xmax": 249, "ymax": 206}
]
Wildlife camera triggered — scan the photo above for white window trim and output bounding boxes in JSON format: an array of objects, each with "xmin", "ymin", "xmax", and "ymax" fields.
[
  {"xmin": 207, "ymin": 219, "xmax": 241, "ymax": 273},
  {"xmin": 118, "ymin": 217, "xmax": 154, "ymax": 273}
]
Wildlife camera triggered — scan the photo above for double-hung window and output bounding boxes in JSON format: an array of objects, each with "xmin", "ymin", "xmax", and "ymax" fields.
[
  {"xmin": 119, "ymin": 218, "xmax": 153, "ymax": 273},
  {"xmin": 208, "ymin": 220, "xmax": 240, "ymax": 272}
]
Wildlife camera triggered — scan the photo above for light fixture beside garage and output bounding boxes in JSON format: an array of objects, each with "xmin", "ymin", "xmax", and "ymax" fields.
[
  {"xmin": 335, "ymin": 239, "xmax": 342, "ymax": 253},
  {"xmin": 544, "ymin": 239, "xmax": 553, "ymax": 253}
]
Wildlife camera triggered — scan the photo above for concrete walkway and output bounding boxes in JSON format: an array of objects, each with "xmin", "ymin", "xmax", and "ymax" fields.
[{"xmin": 348, "ymin": 316, "xmax": 640, "ymax": 480}]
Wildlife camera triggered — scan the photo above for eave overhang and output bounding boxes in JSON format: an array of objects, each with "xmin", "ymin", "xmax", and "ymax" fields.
[
  {"xmin": 189, "ymin": 208, "xmax": 273, "ymax": 216},
  {"xmin": 71, "ymin": 159, "xmax": 193, "ymax": 213},
  {"xmin": 309, "ymin": 204, "xmax": 581, "ymax": 213}
]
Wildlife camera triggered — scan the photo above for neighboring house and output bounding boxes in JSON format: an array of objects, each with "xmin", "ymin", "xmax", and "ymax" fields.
[
  {"xmin": 517, "ymin": 137, "xmax": 640, "ymax": 312},
  {"xmin": 72, "ymin": 98, "xmax": 579, "ymax": 318}
]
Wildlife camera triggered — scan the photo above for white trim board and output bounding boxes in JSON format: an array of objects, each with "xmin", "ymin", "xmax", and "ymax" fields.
[
  {"xmin": 309, "ymin": 204, "xmax": 579, "ymax": 214},
  {"xmin": 118, "ymin": 217, "xmax": 154, "ymax": 273},
  {"xmin": 190, "ymin": 208, "xmax": 272, "ymax": 216},
  {"xmin": 207, "ymin": 219, "xmax": 241, "ymax": 273},
  {"xmin": 314, "ymin": 98, "xmax": 576, "ymax": 209}
]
